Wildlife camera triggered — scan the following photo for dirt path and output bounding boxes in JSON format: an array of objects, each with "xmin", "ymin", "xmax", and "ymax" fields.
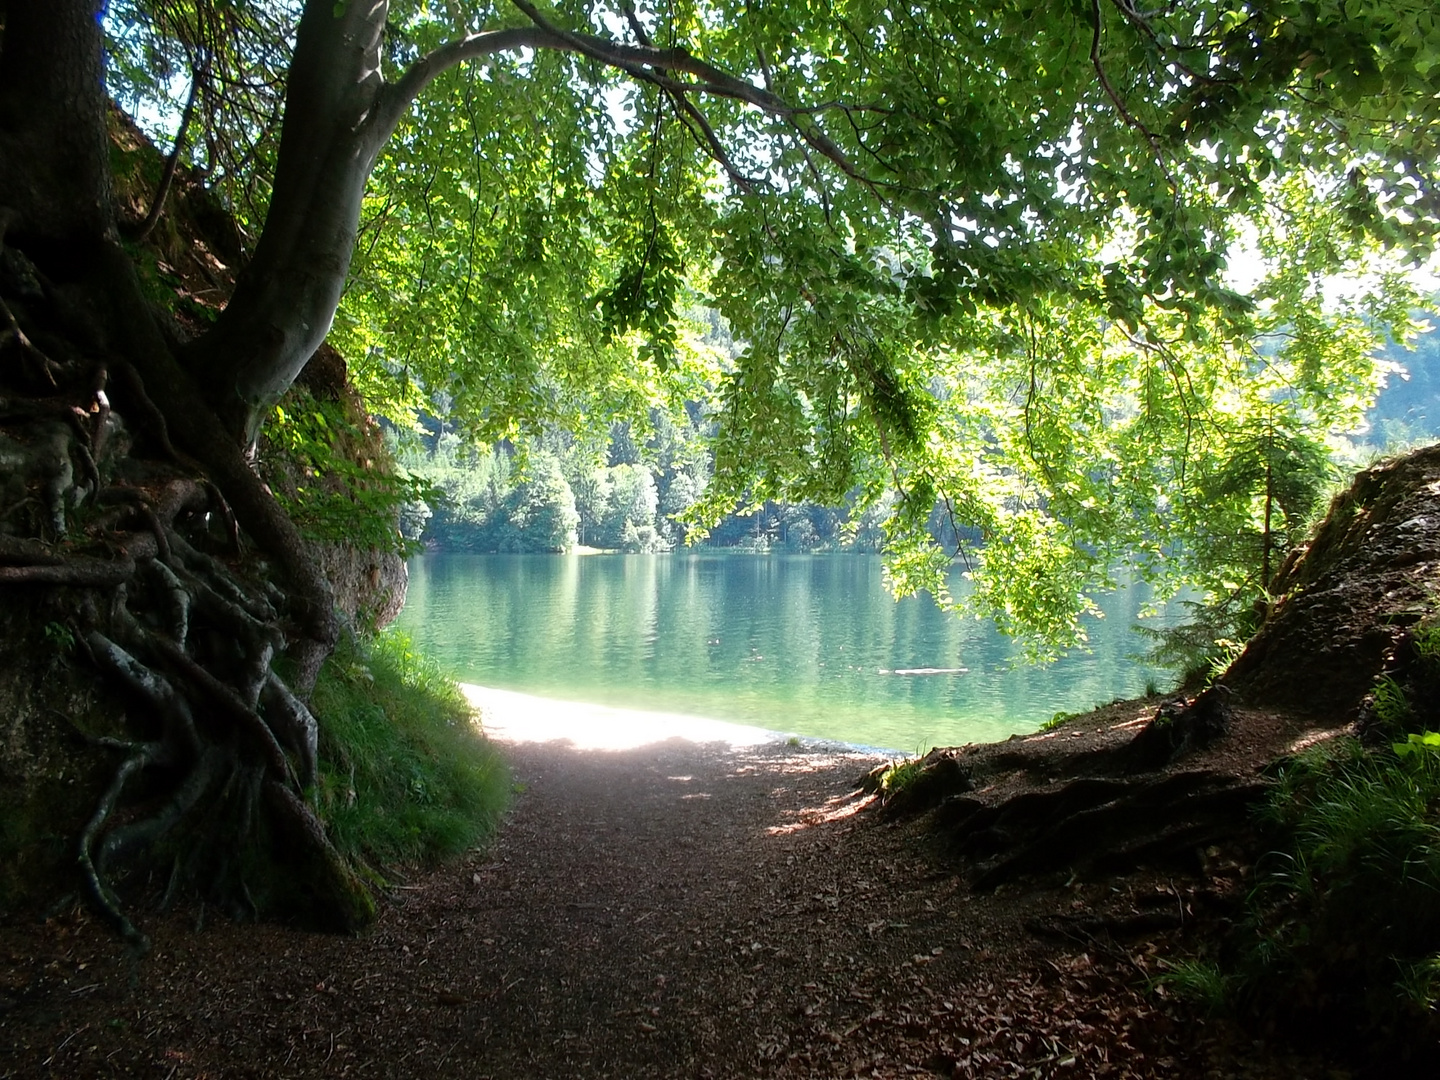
[{"xmin": 2, "ymin": 722, "xmax": 1321, "ymax": 1079}]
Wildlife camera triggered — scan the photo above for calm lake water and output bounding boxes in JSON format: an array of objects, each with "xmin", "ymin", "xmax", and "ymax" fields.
[{"xmin": 394, "ymin": 553, "xmax": 1174, "ymax": 751}]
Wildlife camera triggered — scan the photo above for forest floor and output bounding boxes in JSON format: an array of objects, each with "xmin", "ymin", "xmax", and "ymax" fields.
[{"xmin": 1, "ymin": 694, "xmax": 1348, "ymax": 1080}]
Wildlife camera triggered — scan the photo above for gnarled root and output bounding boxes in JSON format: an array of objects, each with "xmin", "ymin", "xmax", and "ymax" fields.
[
  {"xmin": 878, "ymin": 689, "xmax": 1258, "ymax": 892},
  {"xmin": 59, "ymin": 555, "xmax": 370, "ymax": 934},
  {"xmin": 1, "ymin": 317, "xmax": 363, "ymax": 940},
  {"xmin": 58, "ymin": 555, "xmax": 371, "ymax": 934},
  {"xmin": 938, "ymin": 770, "xmax": 1268, "ymax": 891},
  {"xmin": 264, "ymin": 782, "xmax": 376, "ymax": 932},
  {"xmin": 77, "ymin": 739, "xmax": 165, "ymax": 950}
]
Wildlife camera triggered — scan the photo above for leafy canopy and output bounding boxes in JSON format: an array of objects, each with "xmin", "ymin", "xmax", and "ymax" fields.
[{"xmin": 106, "ymin": 0, "xmax": 1440, "ymax": 647}]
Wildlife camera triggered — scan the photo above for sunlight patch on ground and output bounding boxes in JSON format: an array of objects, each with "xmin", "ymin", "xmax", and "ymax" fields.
[
  {"xmin": 461, "ymin": 684, "xmax": 788, "ymax": 751},
  {"xmin": 765, "ymin": 791, "xmax": 878, "ymax": 835},
  {"xmin": 1288, "ymin": 727, "xmax": 1347, "ymax": 754}
]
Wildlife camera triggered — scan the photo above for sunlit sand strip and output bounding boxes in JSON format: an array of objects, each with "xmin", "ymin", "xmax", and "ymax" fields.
[{"xmin": 460, "ymin": 684, "xmax": 791, "ymax": 751}]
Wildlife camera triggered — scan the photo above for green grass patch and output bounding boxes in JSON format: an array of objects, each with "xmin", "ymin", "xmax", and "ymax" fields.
[
  {"xmin": 1370, "ymin": 674, "xmax": 1414, "ymax": 729},
  {"xmin": 1039, "ymin": 710, "xmax": 1080, "ymax": 732},
  {"xmin": 1194, "ymin": 618, "xmax": 1440, "ymax": 1061},
  {"xmin": 1152, "ymin": 958, "xmax": 1230, "ymax": 1015},
  {"xmin": 310, "ymin": 629, "xmax": 509, "ymax": 868},
  {"xmin": 1257, "ymin": 742, "xmax": 1440, "ymax": 960},
  {"xmin": 1226, "ymin": 733, "xmax": 1440, "ymax": 1053},
  {"xmin": 879, "ymin": 755, "xmax": 927, "ymax": 799}
]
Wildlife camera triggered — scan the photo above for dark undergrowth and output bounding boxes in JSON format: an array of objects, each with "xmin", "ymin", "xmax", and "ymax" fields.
[
  {"xmin": 1161, "ymin": 624, "xmax": 1440, "ymax": 1071},
  {"xmin": 310, "ymin": 629, "xmax": 510, "ymax": 875},
  {"xmin": 1243, "ymin": 742, "xmax": 1440, "ymax": 1045}
]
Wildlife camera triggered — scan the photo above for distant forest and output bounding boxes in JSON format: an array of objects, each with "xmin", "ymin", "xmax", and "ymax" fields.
[
  {"xmin": 395, "ymin": 309, "xmax": 1440, "ymax": 556},
  {"xmin": 391, "ymin": 410, "xmax": 923, "ymax": 555}
]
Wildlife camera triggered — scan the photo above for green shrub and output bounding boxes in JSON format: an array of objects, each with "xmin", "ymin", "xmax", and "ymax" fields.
[
  {"xmin": 1137, "ymin": 598, "xmax": 1252, "ymax": 687},
  {"xmin": 310, "ymin": 630, "xmax": 509, "ymax": 869},
  {"xmin": 1040, "ymin": 710, "xmax": 1079, "ymax": 732},
  {"xmin": 262, "ymin": 387, "xmax": 437, "ymax": 555},
  {"xmin": 1394, "ymin": 730, "xmax": 1440, "ymax": 760},
  {"xmin": 1371, "ymin": 674, "xmax": 1415, "ymax": 731},
  {"xmin": 1414, "ymin": 623, "xmax": 1440, "ymax": 664},
  {"xmin": 879, "ymin": 755, "xmax": 927, "ymax": 798},
  {"xmin": 1381, "ymin": 622, "xmax": 1440, "ymax": 733}
]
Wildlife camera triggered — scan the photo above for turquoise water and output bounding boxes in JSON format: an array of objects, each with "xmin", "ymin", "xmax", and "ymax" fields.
[{"xmin": 394, "ymin": 552, "xmax": 1174, "ymax": 750}]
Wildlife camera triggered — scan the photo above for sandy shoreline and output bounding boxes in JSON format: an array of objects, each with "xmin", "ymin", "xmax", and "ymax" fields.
[{"xmin": 459, "ymin": 682, "xmax": 802, "ymax": 751}]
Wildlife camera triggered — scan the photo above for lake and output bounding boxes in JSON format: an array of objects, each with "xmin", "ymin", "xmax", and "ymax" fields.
[{"xmin": 394, "ymin": 552, "xmax": 1175, "ymax": 751}]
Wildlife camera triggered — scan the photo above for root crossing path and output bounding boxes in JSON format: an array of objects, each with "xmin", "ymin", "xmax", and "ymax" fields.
[{"xmin": 3, "ymin": 701, "xmax": 1316, "ymax": 1079}]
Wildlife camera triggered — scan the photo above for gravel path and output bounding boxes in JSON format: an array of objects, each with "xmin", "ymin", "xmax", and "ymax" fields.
[{"xmin": 1, "ymin": 716, "xmax": 1321, "ymax": 1079}]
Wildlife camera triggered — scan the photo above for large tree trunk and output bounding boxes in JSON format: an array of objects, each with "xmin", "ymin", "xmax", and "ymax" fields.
[
  {"xmin": 0, "ymin": 0, "xmax": 391, "ymax": 445},
  {"xmin": 0, "ymin": 0, "xmax": 114, "ymax": 244},
  {"xmin": 0, "ymin": 0, "xmax": 359, "ymax": 939}
]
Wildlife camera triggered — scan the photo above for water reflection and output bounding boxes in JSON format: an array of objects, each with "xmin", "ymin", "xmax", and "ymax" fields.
[{"xmin": 395, "ymin": 553, "xmax": 1174, "ymax": 750}]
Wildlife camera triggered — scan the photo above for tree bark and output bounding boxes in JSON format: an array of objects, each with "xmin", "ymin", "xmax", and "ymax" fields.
[
  {"xmin": 0, "ymin": 0, "xmax": 114, "ymax": 244},
  {"xmin": 188, "ymin": 0, "xmax": 394, "ymax": 444}
]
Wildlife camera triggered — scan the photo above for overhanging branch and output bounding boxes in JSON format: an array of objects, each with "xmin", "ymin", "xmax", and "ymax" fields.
[
  {"xmin": 374, "ymin": 27, "xmax": 550, "ymax": 141},
  {"xmin": 1090, "ymin": 0, "xmax": 1174, "ymax": 190},
  {"xmin": 374, "ymin": 0, "xmax": 871, "ymax": 191}
]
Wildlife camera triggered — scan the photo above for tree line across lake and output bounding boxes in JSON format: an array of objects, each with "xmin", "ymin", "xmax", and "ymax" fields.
[
  {"xmin": 390, "ymin": 315, "xmax": 1440, "ymax": 564},
  {"xmin": 393, "ymin": 410, "xmax": 907, "ymax": 555}
]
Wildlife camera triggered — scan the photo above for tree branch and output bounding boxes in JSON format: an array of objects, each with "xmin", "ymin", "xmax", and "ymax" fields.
[
  {"xmin": 619, "ymin": 0, "xmax": 654, "ymax": 48},
  {"xmin": 375, "ymin": 2, "xmax": 870, "ymax": 191},
  {"xmin": 659, "ymin": 81, "xmax": 758, "ymax": 191},
  {"xmin": 132, "ymin": 54, "xmax": 209, "ymax": 243},
  {"xmin": 374, "ymin": 27, "xmax": 550, "ymax": 143},
  {"xmin": 1090, "ymin": 0, "xmax": 1174, "ymax": 188}
]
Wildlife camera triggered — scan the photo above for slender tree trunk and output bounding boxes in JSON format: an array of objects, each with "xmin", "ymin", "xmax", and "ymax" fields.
[
  {"xmin": 187, "ymin": 0, "xmax": 393, "ymax": 444},
  {"xmin": 1262, "ymin": 449, "xmax": 1274, "ymax": 591}
]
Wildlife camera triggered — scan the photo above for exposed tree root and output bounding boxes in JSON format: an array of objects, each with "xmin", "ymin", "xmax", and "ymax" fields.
[
  {"xmin": 262, "ymin": 673, "xmax": 320, "ymax": 791},
  {"xmin": 1112, "ymin": 686, "xmax": 1233, "ymax": 774},
  {"xmin": 0, "ymin": 556, "xmax": 137, "ymax": 585},
  {"xmin": 0, "ymin": 534, "xmax": 65, "ymax": 564},
  {"xmin": 0, "ymin": 222, "xmax": 370, "ymax": 938},
  {"xmin": 0, "ymin": 289, "xmax": 62, "ymax": 388},
  {"xmin": 77, "ymin": 738, "xmax": 165, "ymax": 950},
  {"xmin": 940, "ymin": 770, "xmax": 1268, "ymax": 891},
  {"xmin": 876, "ymin": 689, "xmax": 1262, "ymax": 891}
]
